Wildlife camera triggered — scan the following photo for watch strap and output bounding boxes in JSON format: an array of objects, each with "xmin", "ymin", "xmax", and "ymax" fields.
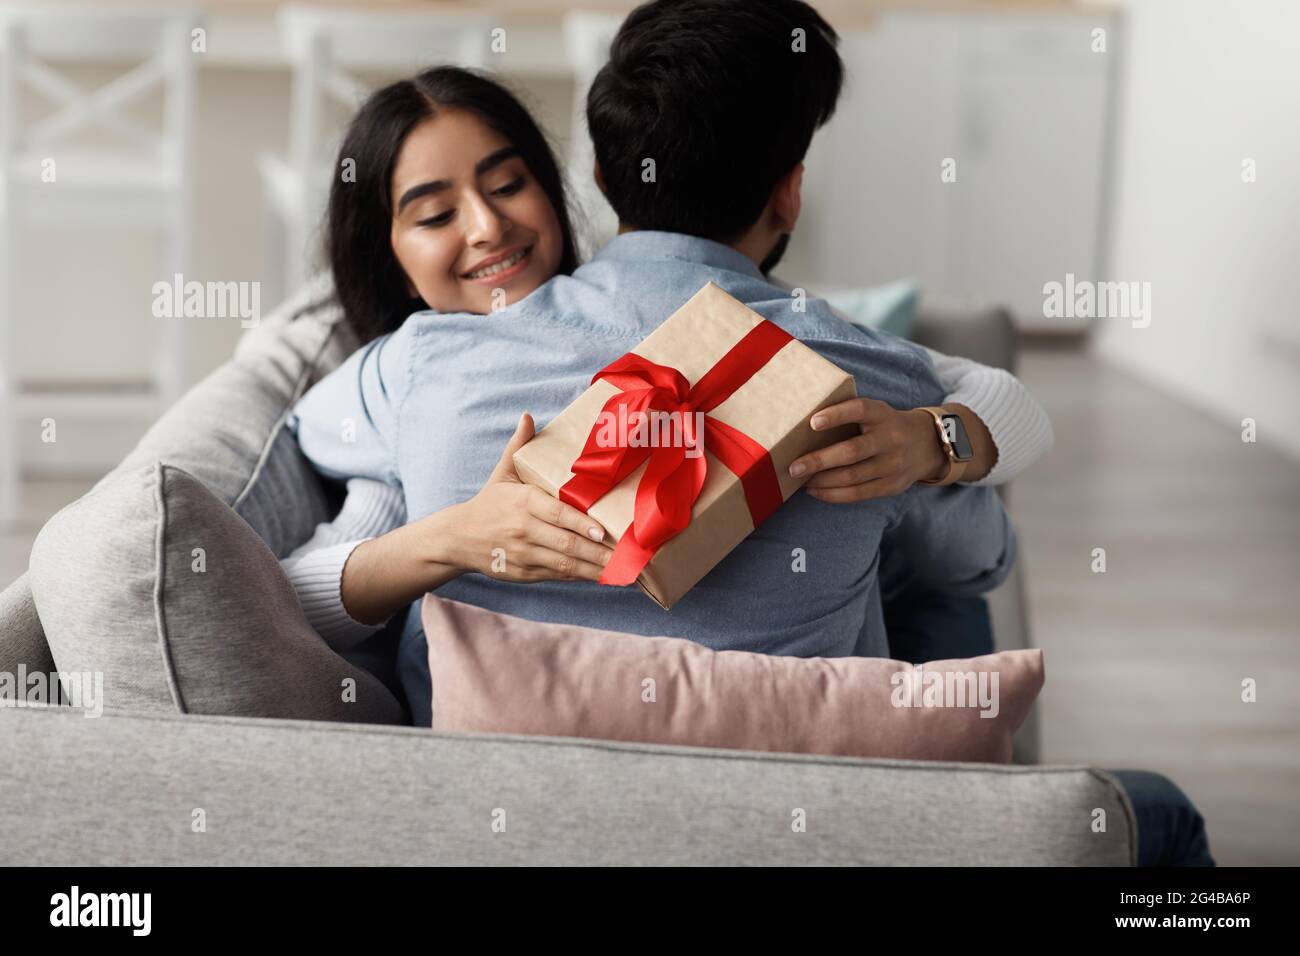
[{"xmin": 917, "ymin": 406, "xmax": 967, "ymax": 486}]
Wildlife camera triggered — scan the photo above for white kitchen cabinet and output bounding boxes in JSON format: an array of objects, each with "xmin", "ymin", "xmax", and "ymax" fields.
[{"xmin": 785, "ymin": 9, "xmax": 1119, "ymax": 332}]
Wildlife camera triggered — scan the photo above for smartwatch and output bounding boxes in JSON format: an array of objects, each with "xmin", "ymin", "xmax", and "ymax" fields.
[{"xmin": 917, "ymin": 407, "xmax": 974, "ymax": 486}]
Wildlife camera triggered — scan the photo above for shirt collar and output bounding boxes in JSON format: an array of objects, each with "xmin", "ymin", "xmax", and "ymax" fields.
[{"xmin": 591, "ymin": 230, "xmax": 764, "ymax": 280}]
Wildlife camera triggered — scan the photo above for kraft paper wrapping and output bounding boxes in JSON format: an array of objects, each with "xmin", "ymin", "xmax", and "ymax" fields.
[{"xmin": 513, "ymin": 281, "xmax": 857, "ymax": 609}]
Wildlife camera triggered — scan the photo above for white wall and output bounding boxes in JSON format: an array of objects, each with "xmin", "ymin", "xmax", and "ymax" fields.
[{"xmin": 1095, "ymin": 0, "xmax": 1300, "ymax": 460}]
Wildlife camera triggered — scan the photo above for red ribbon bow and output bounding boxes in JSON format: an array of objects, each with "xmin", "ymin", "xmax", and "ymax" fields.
[{"xmin": 559, "ymin": 319, "xmax": 794, "ymax": 587}]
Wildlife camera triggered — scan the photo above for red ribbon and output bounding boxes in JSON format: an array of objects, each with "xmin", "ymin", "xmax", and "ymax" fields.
[{"xmin": 559, "ymin": 319, "xmax": 794, "ymax": 587}]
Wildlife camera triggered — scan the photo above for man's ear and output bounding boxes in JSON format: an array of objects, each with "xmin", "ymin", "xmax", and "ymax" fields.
[
  {"xmin": 771, "ymin": 163, "xmax": 803, "ymax": 233},
  {"xmin": 593, "ymin": 160, "xmax": 607, "ymax": 196}
]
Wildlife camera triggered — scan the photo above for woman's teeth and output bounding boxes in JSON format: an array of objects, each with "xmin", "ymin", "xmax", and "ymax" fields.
[{"xmin": 466, "ymin": 248, "xmax": 528, "ymax": 280}]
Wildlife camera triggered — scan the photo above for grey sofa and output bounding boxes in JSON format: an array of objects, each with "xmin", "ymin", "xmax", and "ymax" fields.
[{"xmin": 0, "ymin": 283, "xmax": 1135, "ymax": 866}]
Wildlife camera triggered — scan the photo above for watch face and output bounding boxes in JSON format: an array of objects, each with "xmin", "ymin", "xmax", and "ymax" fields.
[{"xmin": 941, "ymin": 414, "xmax": 975, "ymax": 461}]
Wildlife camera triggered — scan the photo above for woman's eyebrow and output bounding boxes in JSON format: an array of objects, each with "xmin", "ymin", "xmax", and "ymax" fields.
[
  {"xmin": 395, "ymin": 147, "xmax": 521, "ymax": 213},
  {"xmin": 396, "ymin": 179, "xmax": 450, "ymax": 213},
  {"xmin": 474, "ymin": 146, "xmax": 521, "ymax": 176}
]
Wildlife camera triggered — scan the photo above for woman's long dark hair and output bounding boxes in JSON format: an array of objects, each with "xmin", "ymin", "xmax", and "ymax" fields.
[{"xmin": 323, "ymin": 67, "xmax": 581, "ymax": 345}]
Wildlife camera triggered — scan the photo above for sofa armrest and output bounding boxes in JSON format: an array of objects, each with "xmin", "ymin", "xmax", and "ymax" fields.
[
  {"xmin": 909, "ymin": 299, "xmax": 1038, "ymax": 764},
  {"xmin": 911, "ymin": 299, "xmax": 1018, "ymax": 374}
]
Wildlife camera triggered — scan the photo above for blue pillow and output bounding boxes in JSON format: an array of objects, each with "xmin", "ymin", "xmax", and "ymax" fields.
[{"xmin": 822, "ymin": 280, "xmax": 918, "ymax": 340}]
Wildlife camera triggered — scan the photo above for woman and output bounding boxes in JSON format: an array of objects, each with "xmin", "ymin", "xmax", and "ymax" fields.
[{"xmin": 282, "ymin": 66, "xmax": 1051, "ymax": 659}]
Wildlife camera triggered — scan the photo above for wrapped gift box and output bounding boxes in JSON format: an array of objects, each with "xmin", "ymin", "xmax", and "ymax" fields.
[{"xmin": 513, "ymin": 281, "xmax": 858, "ymax": 609}]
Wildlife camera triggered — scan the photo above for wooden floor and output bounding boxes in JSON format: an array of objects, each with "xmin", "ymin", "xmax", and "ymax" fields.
[
  {"xmin": 1014, "ymin": 348, "xmax": 1300, "ymax": 866},
  {"xmin": 3, "ymin": 346, "xmax": 1298, "ymax": 864}
]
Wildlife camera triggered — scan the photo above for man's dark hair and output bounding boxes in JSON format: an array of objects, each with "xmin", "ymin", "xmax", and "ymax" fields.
[{"xmin": 586, "ymin": 0, "xmax": 843, "ymax": 242}]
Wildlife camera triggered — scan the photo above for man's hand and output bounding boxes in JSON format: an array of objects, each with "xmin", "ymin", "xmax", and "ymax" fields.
[{"xmin": 788, "ymin": 399, "xmax": 995, "ymax": 504}]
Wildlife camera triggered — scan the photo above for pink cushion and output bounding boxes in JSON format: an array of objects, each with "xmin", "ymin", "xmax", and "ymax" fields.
[{"xmin": 423, "ymin": 596, "xmax": 1043, "ymax": 763}]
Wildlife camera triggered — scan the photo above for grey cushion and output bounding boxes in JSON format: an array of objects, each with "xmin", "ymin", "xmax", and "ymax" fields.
[
  {"xmin": 233, "ymin": 425, "xmax": 338, "ymax": 559},
  {"xmin": 0, "ymin": 574, "xmax": 54, "ymax": 679},
  {"xmin": 21, "ymin": 277, "xmax": 404, "ymax": 722},
  {"xmin": 29, "ymin": 462, "xmax": 403, "ymax": 723},
  {"xmin": 0, "ymin": 703, "xmax": 1136, "ymax": 865}
]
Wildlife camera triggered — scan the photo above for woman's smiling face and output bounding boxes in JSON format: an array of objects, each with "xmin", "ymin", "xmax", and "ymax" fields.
[{"xmin": 389, "ymin": 107, "xmax": 564, "ymax": 316}]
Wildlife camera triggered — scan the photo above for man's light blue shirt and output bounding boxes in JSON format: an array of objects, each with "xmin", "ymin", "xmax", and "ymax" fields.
[{"xmin": 290, "ymin": 231, "xmax": 1015, "ymax": 724}]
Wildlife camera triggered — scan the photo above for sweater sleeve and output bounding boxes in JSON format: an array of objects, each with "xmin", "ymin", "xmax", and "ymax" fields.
[
  {"xmin": 922, "ymin": 347, "xmax": 1054, "ymax": 486},
  {"xmin": 281, "ymin": 478, "xmax": 408, "ymax": 649}
]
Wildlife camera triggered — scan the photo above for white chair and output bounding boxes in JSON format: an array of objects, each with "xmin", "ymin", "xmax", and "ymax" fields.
[
  {"xmin": 0, "ymin": 3, "xmax": 199, "ymax": 525},
  {"xmin": 260, "ymin": 4, "xmax": 495, "ymax": 305},
  {"xmin": 562, "ymin": 11, "xmax": 624, "ymax": 259}
]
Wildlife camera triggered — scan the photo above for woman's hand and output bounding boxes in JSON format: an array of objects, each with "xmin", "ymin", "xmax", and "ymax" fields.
[
  {"xmin": 438, "ymin": 413, "xmax": 615, "ymax": 582},
  {"xmin": 787, "ymin": 399, "xmax": 995, "ymax": 504},
  {"xmin": 339, "ymin": 413, "xmax": 613, "ymax": 626}
]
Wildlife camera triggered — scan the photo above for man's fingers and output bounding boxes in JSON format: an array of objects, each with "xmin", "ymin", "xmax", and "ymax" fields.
[
  {"xmin": 489, "ymin": 412, "xmax": 535, "ymax": 482},
  {"xmin": 809, "ymin": 397, "xmax": 891, "ymax": 432},
  {"xmin": 526, "ymin": 487, "xmax": 609, "ymax": 545},
  {"xmin": 788, "ymin": 433, "xmax": 878, "ymax": 478}
]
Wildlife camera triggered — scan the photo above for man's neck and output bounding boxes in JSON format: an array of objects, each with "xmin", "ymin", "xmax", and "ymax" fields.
[{"xmin": 617, "ymin": 223, "xmax": 773, "ymax": 272}]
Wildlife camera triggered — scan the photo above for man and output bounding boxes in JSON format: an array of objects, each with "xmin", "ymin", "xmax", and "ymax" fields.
[
  {"xmin": 293, "ymin": 0, "xmax": 1013, "ymax": 724},
  {"xmin": 292, "ymin": 0, "xmax": 1212, "ymax": 867}
]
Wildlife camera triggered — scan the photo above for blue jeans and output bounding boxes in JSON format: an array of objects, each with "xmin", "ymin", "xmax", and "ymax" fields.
[
  {"xmin": 883, "ymin": 584, "xmax": 994, "ymax": 664},
  {"xmin": 883, "ymin": 587, "xmax": 1214, "ymax": 867},
  {"xmin": 1107, "ymin": 769, "xmax": 1215, "ymax": 866}
]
